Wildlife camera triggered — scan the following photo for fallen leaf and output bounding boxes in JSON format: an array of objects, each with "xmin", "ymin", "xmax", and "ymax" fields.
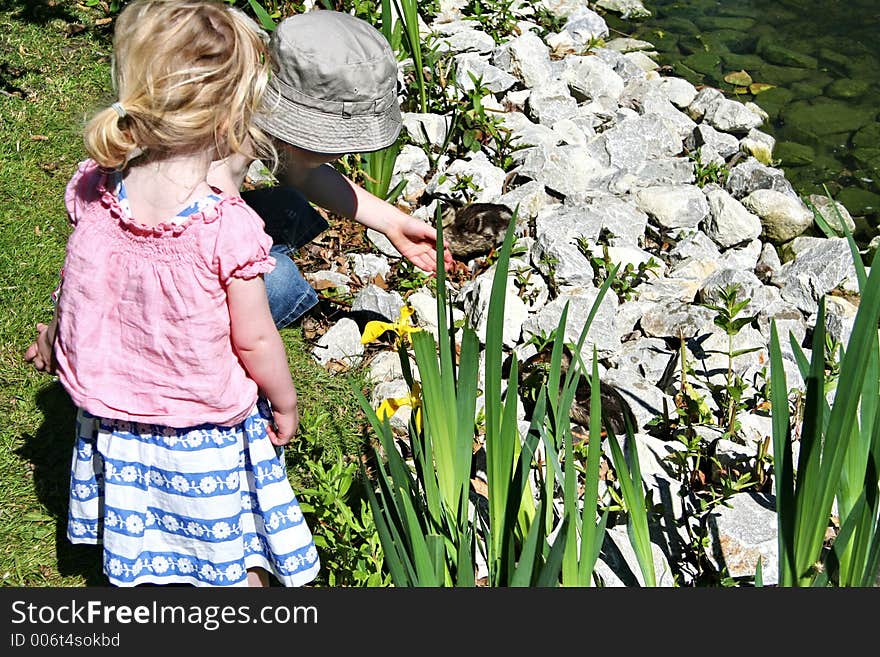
[
  {"xmin": 470, "ymin": 477, "xmax": 488, "ymax": 498},
  {"xmin": 326, "ymin": 359, "xmax": 350, "ymax": 373},
  {"xmin": 30, "ymin": 134, "xmax": 48, "ymax": 141},
  {"xmin": 749, "ymin": 82, "xmax": 776, "ymax": 94},
  {"xmin": 311, "ymin": 278, "xmax": 340, "ymax": 291},
  {"xmin": 724, "ymin": 70, "xmax": 753, "ymax": 87}
]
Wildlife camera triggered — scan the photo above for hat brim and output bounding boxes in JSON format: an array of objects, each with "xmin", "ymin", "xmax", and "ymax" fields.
[{"xmin": 254, "ymin": 80, "xmax": 402, "ymax": 155}]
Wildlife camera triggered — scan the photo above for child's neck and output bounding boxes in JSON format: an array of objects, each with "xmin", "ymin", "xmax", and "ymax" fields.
[{"xmin": 121, "ymin": 150, "xmax": 216, "ymax": 227}]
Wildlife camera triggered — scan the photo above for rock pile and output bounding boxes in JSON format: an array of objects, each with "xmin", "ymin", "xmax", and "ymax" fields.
[{"xmin": 295, "ymin": 1, "xmax": 864, "ymax": 586}]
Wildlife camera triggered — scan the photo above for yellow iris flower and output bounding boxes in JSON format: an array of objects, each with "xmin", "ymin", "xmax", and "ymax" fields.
[
  {"xmin": 376, "ymin": 381, "xmax": 423, "ymax": 434},
  {"xmin": 361, "ymin": 304, "xmax": 421, "ymax": 346}
]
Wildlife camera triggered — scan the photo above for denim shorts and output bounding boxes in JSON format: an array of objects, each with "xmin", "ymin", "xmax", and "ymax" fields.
[{"xmin": 241, "ymin": 186, "xmax": 329, "ymax": 329}]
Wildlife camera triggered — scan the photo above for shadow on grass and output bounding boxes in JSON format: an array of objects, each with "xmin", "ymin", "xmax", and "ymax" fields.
[
  {"xmin": 16, "ymin": 380, "xmax": 106, "ymax": 586},
  {"xmin": 0, "ymin": 0, "xmax": 80, "ymax": 24}
]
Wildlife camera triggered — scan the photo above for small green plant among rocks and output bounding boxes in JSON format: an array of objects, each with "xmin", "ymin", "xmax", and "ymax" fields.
[
  {"xmin": 578, "ymin": 238, "xmax": 660, "ymax": 302},
  {"xmin": 689, "ymin": 147, "xmax": 730, "ymax": 188},
  {"xmin": 463, "ymin": 0, "xmax": 519, "ymax": 44},
  {"xmin": 647, "ymin": 335, "xmax": 761, "ymax": 584},
  {"xmin": 700, "ymin": 283, "xmax": 762, "ymax": 438}
]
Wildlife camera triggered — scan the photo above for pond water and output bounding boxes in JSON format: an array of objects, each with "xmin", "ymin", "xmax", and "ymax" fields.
[{"xmin": 604, "ymin": 0, "xmax": 880, "ymax": 245}]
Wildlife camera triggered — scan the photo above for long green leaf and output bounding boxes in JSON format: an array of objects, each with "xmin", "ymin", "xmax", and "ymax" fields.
[
  {"xmin": 393, "ymin": 0, "xmax": 426, "ymax": 111},
  {"xmin": 821, "ymin": 183, "xmax": 867, "ymax": 290},
  {"xmin": 578, "ymin": 348, "xmax": 607, "ymax": 585},
  {"xmin": 455, "ymin": 327, "xmax": 480, "ymax": 511},
  {"xmin": 484, "ymin": 216, "xmax": 519, "ymax": 561},
  {"xmin": 413, "ymin": 331, "xmax": 460, "ymax": 516},
  {"xmin": 769, "ymin": 321, "xmax": 796, "ymax": 584},
  {"xmin": 510, "ymin": 498, "xmax": 546, "ymax": 587},
  {"xmin": 561, "ymin": 417, "xmax": 579, "ymax": 586},
  {"xmin": 536, "ymin": 517, "xmax": 569, "ymax": 587},
  {"xmin": 791, "ymin": 299, "xmax": 827, "ymax": 577},
  {"xmin": 604, "ymin": 417, "xmax": 655, "ymax": 586},
  {"xmin": 246, "ymin": 0, "xmax": 275, "ymax": 31},
  {"xmin": 803, "ymin": 257, "xmax": 880, "ymax": 583}
]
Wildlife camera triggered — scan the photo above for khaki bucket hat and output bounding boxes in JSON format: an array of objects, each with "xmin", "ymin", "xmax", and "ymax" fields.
[{"xmin": 254, "ymin": 10, "xmax": 402, "ymax": 154}]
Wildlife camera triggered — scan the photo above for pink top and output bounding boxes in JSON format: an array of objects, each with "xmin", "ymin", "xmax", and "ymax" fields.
[{"xmin": 54, "ymin": 159, "xmax": 276, "ymax": 427}]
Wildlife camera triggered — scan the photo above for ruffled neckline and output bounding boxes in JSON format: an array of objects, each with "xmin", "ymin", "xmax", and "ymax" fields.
[{"xmin": 96, "ymin": 168, "xmax": 226, "ymax": 237}]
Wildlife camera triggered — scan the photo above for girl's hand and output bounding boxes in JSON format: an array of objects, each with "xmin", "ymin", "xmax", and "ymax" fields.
[
  {"xmin": 265, "ymin": 403, "xmax": 299, "ymax": 447},
  {"xmin": 24, "ymin": 321, "xmax": 57, "ymax": 374}
]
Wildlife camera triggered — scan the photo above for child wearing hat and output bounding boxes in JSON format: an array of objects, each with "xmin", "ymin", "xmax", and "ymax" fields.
[
  {"xmin": 208, "ymin": 9, "xmax": 453, "ymax": 328},
  {"xmin": 25, "ymin": 9, "xmax": 450, "ymax": 374}
]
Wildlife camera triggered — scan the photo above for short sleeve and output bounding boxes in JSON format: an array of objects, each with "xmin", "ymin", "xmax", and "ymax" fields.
[
  {"xmin": 213, "ymin": 198, "xmax": 277, "ymax": 285},
  {"xmin": 64, "ymin": 159, "xmax": 101, "ymax": 227}
]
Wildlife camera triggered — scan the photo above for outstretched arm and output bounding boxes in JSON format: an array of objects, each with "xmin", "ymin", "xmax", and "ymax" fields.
[
  {"xmin": 227, "ymin": 275, "xmax": 299, "ymax": 446},
  {"xmin": 207, "ymin": 150, "xmax": 454, "ymax": 272},
  {"xmin": 279, "ymin": 161, "xmax": 453, "ymax": 273}
]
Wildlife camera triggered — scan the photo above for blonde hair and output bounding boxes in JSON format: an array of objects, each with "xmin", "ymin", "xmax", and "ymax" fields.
[{"xmin": 84, "ymin": 0, "xmax": 275, "ymax": 170}]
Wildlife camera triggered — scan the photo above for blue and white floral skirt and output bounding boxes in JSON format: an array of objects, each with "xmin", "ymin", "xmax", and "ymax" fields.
[{"xmin": 67, "ymin": 400, "xmax": 320, "ymax": 587}]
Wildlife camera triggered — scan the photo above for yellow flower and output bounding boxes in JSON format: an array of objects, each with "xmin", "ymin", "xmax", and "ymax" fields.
[
  {"xmin": 376, "ymin": 381, "xmax": 423, "ymax": 434},
  {"xmin": 361, "ymin": 304, "xmax": 421, "ymax": 345}
]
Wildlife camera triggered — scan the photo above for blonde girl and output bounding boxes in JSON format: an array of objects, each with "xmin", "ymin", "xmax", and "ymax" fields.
[{"xmin": 25, "ymin": 0, "xmax": 319, "ymax": 588}]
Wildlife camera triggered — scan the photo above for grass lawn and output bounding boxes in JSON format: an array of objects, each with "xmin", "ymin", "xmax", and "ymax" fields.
[{"xmin": 0, "ymin": 1, "xmax": 370, "ymax": 587}]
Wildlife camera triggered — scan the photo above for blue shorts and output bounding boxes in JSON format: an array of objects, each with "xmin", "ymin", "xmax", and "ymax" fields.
[{"xmin": 241, "ymin": 186, "xmax": 329, "ymax": 329}]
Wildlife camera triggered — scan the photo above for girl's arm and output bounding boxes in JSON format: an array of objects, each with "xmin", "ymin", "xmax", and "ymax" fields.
[
  {"xmin": 24, "ymin": 316, "xmax": 59, "ymax": 374},
  {"xmin": 226, "ymin": 275, "xmax": 299, "ymax": 446}
]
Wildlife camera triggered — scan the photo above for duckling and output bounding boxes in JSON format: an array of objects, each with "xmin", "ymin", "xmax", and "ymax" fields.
[
  {"xmin": 438, "ymin": 200, "xmax": 513, "ymax": 262},
  {"xmin": 518, "ymin": 345, "xmax": 637, "ymax": 439}
]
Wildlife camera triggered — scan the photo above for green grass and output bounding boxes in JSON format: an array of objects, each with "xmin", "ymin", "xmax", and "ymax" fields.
[{"xmin": 0, "ymin": 1, "xmax": 368, "ymax": 587}]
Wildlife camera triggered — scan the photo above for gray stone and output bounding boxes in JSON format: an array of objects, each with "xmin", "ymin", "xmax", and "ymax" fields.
[{"xmin": 708, "ymin": 492, "xmax": 778, "ymax": 585}]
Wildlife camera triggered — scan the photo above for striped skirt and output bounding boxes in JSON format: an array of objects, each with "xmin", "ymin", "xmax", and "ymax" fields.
[{"xmin": 67, "ymin": 399, "xmax": 320, "ymax": 587}]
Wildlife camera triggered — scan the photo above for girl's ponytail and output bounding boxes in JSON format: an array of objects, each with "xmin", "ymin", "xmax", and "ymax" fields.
[{"xmin": 83, "ymin": 103, "xmax": 140, "ymax": 170}]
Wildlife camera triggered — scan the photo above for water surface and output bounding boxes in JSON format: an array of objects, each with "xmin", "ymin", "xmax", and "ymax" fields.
[{"xmin": 607, "ymin": 0, "xmax": 880, "ymax": 242}]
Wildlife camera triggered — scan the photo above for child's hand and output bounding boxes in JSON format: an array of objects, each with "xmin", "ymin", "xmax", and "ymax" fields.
[
  {"xmin": 387, "ymin": 214, "xmax": 454, "ymax": 274},
  {"xmin": 265, "ymin": 403, "xmax": 299, "ymax": 447},
  {"xmin": 24, "ymin": 322, "xmax": 57, "ymax": 374}
]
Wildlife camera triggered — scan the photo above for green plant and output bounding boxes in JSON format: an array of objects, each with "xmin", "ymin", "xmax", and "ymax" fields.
[
  {"xmin": 524, "ymin": 328, "xmax": 559, "ymax": 353},
  {"xmin": 390, "ymin": 0, "xmax": 428, "ymax": 112},
  {"xmin": 455, "ymin": 72, "xmax": 531, "ymax": 170},
  {"xmin": 579, "ymin": 239, "xmax": 660, "ymax": 302},
  {"xmin": 393, "ymin": 259, "xmax": 436, "ymax": 295},
  {"xmin": 532, "ymin": 5, "xmax": 568, "ymax": 40},
  {"xmin": 512, "ymin": 264, "xmax": 539, "ymax": 305},
  {"xmin": 360, "ymin": 138, "xmax": 407, "ymax": 203},
  {"xmin": 463, "ymin": 0, "xmax": 519, "ymax": 44},
  {"xmin": 601, "ymin": 393, "xmax": 657, "ymax": 586},
  {"xmin": 413, "ymin": 36, "xmax": 458, "ymax": 116},
  {"xmin": 459, "ymin": 73, "xmax": 497, "ymax": 154},
  {"xmin": 804, "ymin": 183, "xmax": 852, "ymax": 243},
  {"xmin": 647, "ymin": 334, "xmax": 753, "ymax": 584},
  {"xmin": 293, "ymin": 412, "xmax": 390, "ymax": 587},
  {"xmin": 700, "ymin": 283, "xmax": 762, "ymax": 437},
  {"xmin": 352, "ymin": 204, "xmax": 650, "ymax": 586},
  {"xmin": 227, "ymin": 1, "xmax": 311, "ymax": 31},
  {"xmin": 689, "ymin": 147, "xmax": 730, "ymax": 188},
  {"xmin": 450, "ymin": 172, "xmax": 482, "ymax": 201},
  {"xmin": 769, "ymin": 201, "xmax": 880, "ymax": 586},
  {"xmin": 82, "ymin": 0, "xmax": 122, "ymax": 13}
]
